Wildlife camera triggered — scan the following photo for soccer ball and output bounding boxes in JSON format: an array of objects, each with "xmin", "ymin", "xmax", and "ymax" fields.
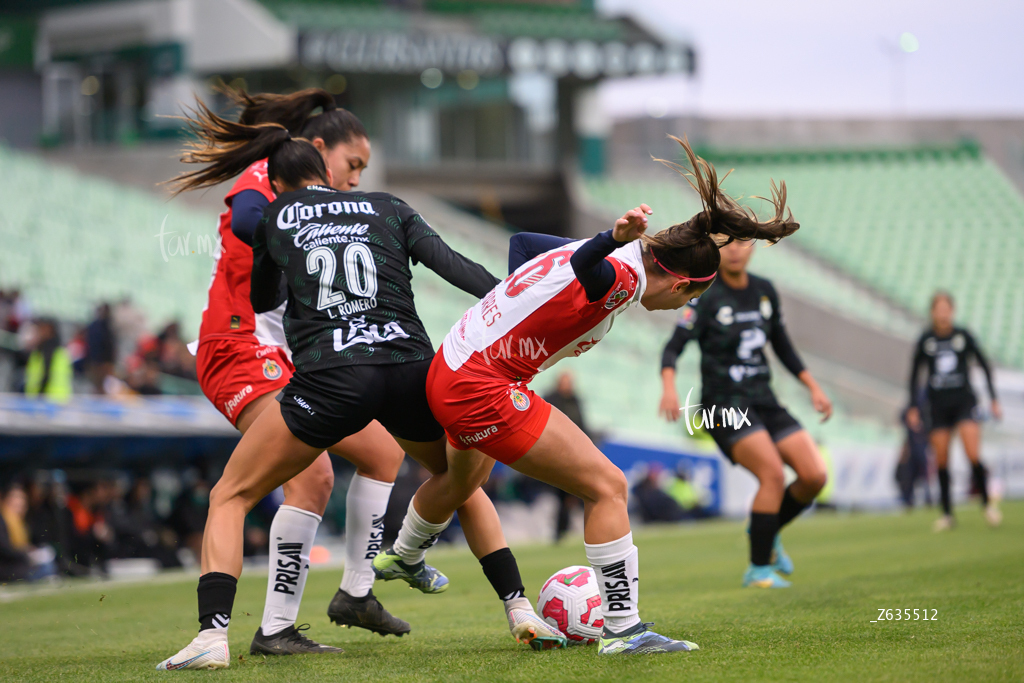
[{"xmin": 537, "ymin": 565, "xmax": 603, "ymax": 645}]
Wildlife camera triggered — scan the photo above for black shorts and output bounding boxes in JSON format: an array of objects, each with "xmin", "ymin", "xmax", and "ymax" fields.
[
  {"xmin": 704, "ymin": 398, "xmax": 803, "ymax": 463},
  {"xmin": 278, "ymin": 359, "xmax": 445, "ymax": 449},
  {"xmin": 929, "ymin": 395, "xmax": 978, "ymax": 430}
]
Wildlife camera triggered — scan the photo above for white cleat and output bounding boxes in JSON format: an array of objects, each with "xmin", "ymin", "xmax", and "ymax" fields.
[
  {"xmin": 504, "ymin": 597, "xmax": 567, "ymax": 651},
  {"xmin": 985, "ymin": 504, "xmax": 1003, "ymax": 528},
  {"xmin": 156, "ymin": 629, "xmax": 230, "ymax": 670},
  {"xmin": 932, "ymin": 515, "xmax": 955, "ymax": 532}
]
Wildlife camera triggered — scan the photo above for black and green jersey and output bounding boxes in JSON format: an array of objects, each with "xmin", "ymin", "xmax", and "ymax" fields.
[
  {"xmin": 661, "ymin": 273, "xmax": 805, "ymax": 406},
  {"xmin": 908, "ymin": 326, "xmax": 996, "ymax": 406},
  {"xmin": 252, "ymin": 185, "xmax": 498, "ymax": 373}
]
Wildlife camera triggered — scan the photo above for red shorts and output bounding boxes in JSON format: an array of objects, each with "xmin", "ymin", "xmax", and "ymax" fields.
[
  {"xmin": 196, "ymin": 337, "xmax": 294, "ymax": 426},
  {"xmin": 426, "ymin": 347, "xmax": 551, "ymax": 465}
]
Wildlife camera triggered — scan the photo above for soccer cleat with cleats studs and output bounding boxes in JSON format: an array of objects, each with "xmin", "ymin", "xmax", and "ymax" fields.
[
  {"xmin": 156, "ymin": 629, "xmax": 230, "ymax": 670},
  {"xmin": 372, "ymin": 548, "xmax": 449, "ymax": 593},
  {"xmin": 771, "ymin": 535, "xmax": 794, "ymax": 576},
  {"xmin": 249, "ymin": 624, "xmax": 344, "ymax": 656},
  {"xmin": 327, "ymin": 588, "xmax": 411, "ymax": 637},
  {"xmin": 743, "ymin": 564, "xmax": 791, "ymax": 588},
  {"xmin": 505, "ymin": 597, "xmax": 567, "ymax": 651},
  {"xmin": 598, "ymin": 621, "xmax": 699, "ymax": 655}
]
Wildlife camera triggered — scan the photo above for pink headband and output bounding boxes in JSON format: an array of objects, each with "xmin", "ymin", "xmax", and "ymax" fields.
[{"xmin": 650, "ymin": 250, "xmax": 718, "ymax": 282}]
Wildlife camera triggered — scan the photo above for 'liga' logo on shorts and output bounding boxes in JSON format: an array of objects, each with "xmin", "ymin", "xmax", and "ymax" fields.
[
  {"xmin": 510, "ymin": 388, "xmax": 530, "ymax": 411},
  {"xmin": 262, "ymin": 359, "xmax": 282, "ymax": 381}
]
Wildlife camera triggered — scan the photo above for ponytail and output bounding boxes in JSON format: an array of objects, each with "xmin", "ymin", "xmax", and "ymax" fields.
[
  {"xmin": 221, "ymin": 84, "xmax": 367, "ymax": 149},
  {"xmin": 168, "ymin": 97, "xmax": 327, "ymax": 195},
  {"xmin": 642, "ymin": 135, "xmax": 800, "ymax": 279}
]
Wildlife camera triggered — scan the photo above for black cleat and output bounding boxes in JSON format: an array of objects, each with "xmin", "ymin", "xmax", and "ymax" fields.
[
  {"xmin": 249, "ymin": 624, "xmax": 344, "ymax": 656},
  {"xmin": 327, "ymin": 588, "xmax": 412, "ymax": 637}
]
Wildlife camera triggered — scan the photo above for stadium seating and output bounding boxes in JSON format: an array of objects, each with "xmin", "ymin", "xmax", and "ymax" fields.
[
  {"xmin": 0, "ymin": 146, "xmax": 217, "ymax": 336},
  {"xmin": 581, "ymin": 143, "xmax": 1024, "ymax": 368}
]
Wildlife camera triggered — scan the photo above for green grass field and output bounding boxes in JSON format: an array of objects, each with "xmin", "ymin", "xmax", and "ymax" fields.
[{"xmin": 2, "ymin": 502, "xmax": 1022, "ymax": 682}]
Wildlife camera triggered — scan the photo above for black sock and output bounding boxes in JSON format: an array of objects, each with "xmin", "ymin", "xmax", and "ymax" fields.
[
  {"xmin": 198, "ymin": 572, "xmax": 237, "ymax": 632},
  {"xmin": 749, "ymin": 512, "xmax": 779, "ymax": 567},
  {"xmin": 971, "ymin": 463, "xmax": 989, "ymax": 506},
  {"xmin": 479, "ymin": 547, "xmax": 525, "ymax": 602},
  {"xmin": 777, "ymin": 485, "xmax": 812, "ymax": 529},
  {"xmin": 937, "ymin": 467, "xmax": 952, "ymax": 516}
]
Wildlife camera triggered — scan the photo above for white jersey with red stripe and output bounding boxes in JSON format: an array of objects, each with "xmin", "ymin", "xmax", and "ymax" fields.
[{"xmin": 441, "ymin": 239, "xmax": 647, "ymax": 381}]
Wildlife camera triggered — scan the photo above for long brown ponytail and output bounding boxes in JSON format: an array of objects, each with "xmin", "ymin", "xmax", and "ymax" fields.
[
  {"xmin": 642, "ymin": 135, "xmax": 800, "ymax": 279},
  {"xmin": 222, "ymin": 85, "xmax": 368, "ymax": 149},
  {"xmin": 168, "ymin": 97, "xmax": 327, "ymax": 195}
]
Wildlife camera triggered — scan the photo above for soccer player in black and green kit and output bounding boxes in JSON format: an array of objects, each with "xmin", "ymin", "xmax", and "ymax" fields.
[
  {"xmin": 157, "ymin": 102, "xmax": 565, "ymax": 670},
  {"xmin": 906, "ymin": 291, "xmax": 1002, "ymax": 531},
  {"xmin": 659, "ymin": 239, "xmax": 832, "ymax": 588}
]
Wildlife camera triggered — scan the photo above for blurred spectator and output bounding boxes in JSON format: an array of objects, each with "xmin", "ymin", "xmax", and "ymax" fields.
[
  {"xmin": 112, "ymin": 297, "xmax": 148, "ymax": 367},
  {"xmin": 107, "ymin": 478, "xmax": 181, "ymax": 568},
  {"xmin": 85, "ymin": 303, "xmax": 116, "ymax": 394},
  {"xmin": 1, "ymin": 289, "xmax": 30, "ymax": 333},
  {"xmin": 663, "ymin": 463, "xmax": 710, "ymax": 519},
  {"xmin": 23, "ymin": 317, "xmax": 73, "ymax": 402},
  {"xmin": 632, "ymin": 465, "xmax": 688, "ymax": 523},
  {"xmin": 1, "ymin": 482, "xmax": 57, "ymax": 581},
  {"xmin": 157, "ymin": 322, "xmax": 197, "ymax": 380},
  {"xmin": 169, "ymin": 471, "xmax": 211, "ymax": 564},
  {"xmin": 543, "ymin": 372, "xmax": 590, "ymax": 542},
  {"xmin": 897, "ymin": 402, "xmax": 932, "ymax": 509},
  {"xmin": 63, "ymin": 478, "xmax": 117, "ymax": 571}
]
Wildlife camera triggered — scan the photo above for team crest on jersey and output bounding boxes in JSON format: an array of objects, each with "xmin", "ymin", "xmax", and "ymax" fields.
[
  {"xmin": 510, "ymin": 388, "xmax": 531, "ymax": 411},
  {"xmin": 680, "ymin": 306, "xmax": 697, "ymax": 329},
  {"xmin": 262, "ymin": 359, "xmax": 283, "ymax": 380},
  {"xmin": 759, "ymin": 296, "xmax": 773, "ymax": 320},
  {"xmin": 716, "ymin": 306, "xmax": 735, "ymax": 326},
  {"xmin": 951, "ymin": 333, "xmax": 965, "ymax": 351},
  {"xmin": 604, "ymin": 283, "xmax": 630, "ymax": 309}
]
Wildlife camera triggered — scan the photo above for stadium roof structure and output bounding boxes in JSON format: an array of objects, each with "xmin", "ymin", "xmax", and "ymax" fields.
[{"xmin": 260, "ymin": 0, "xmax": 695, "ymax": 81}]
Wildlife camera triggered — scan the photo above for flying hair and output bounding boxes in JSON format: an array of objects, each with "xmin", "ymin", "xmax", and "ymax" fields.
[
  {"xmin": 639, "ymin": 135, "xmax": 800, "ymax": 280},
  {"xmin": 166, "ymin": 97, "xmax": 327, "ymax": 196}
]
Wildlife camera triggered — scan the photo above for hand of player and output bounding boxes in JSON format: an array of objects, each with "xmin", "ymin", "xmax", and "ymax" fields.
[
  {"xmin": 810, "ymin": 385, "xmax": 833, "ymax": 422},
  {"xmin": 991, "ymin": 400, "xmax": 1002, "ymax": 421},
  {"xmin": 612, "ymin": 204, "xmax": 652, "ymax": 243},
  {"xmin": 658, "ymin": 390, "xmax": 680, "ymax": 422},
  {"xmin": 906, "ymin": 406, "xmax": 921, "ymax": 431}
]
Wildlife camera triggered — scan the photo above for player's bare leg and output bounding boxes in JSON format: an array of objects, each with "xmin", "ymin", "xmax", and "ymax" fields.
[
  {"xmin": 931, "ymin": 428, "xmax": 955, "ymax": 530},
  {"xmin": 958, "ymin": 420, "xmax": 1000, "ymax": 526}
]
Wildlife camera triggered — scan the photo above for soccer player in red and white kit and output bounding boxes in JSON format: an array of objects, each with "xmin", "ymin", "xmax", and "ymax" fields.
[
  {"xmin": 186, "ymin": 89, "xmax": 412, "ymax": 653},
  {"xmin": 381, "ymin": 137, "xmax": 800, "ymax": 655}
]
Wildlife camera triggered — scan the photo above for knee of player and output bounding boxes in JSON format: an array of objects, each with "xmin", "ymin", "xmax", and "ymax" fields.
[
  {"xmin": 760, "ymin": 463, "xmax": 787, "ymax": 493},
  {"xmin": 591, "ymin": 467, "xmax": 629, "ymax": 506},
  {"xmin": 803, "ymin": 467, "xmax": 827, "ymax": 493},
  {"xmin": 209, "ymin": 479, "xmax": 247, "ymax": 511}
]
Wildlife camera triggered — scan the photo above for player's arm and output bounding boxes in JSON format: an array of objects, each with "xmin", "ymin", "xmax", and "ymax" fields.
[
  {"xmin": 905, "ymin": 336, "xmax": 928, "ymax": 429},
  {"xmin": 250, "ymin": 214, "xmax": 286, "ymax": 313},
  {"xmin": 767, "ymin": 285, "xmax": 831, "ymax": 421},
  {"xmin": 229, "ymin": 190, "xmax": 269, "ymax": 246},
  {"xmin": 570, "ymin": 205, "xmax": 651, "ymax": 302},
  {"xmin": 659, "ymin": 317, "xmax": 696, "ymax": 423},
  {"xmin": 967, "ymin": 330, "xmax": 1000, "ymax": 420},
  {"xmin": 508, "ymin": 233, "xmax": 574, "ymax": 274},
  {"xmin": 396, "ymin": 198, "xmax": 499, "ymax": 299}
]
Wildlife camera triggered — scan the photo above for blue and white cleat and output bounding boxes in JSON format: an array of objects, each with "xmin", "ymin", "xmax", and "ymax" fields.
[
  {"xmin": 372, "ymin": 549, "xmax": 449, "ymax": 594},
  {"xmin": 771, "ymin": 536, "xmax": 794, "ymax": 576},
  {"xmin": 505, "ymin": 597, "xmax": 567, "ymax": 651},
  {"xmin": 742, "ymin": 564, "xmax": 791, "ymax": 588},
  {"xmin": 156, "ymin": 630, "xmax": 229, "ymax": 670},
  {"xmin": 598, "ymin": 622, "xmax": 699, "ymax": 655}
]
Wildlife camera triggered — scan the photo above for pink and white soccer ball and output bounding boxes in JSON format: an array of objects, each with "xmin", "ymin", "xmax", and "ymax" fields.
[{"xmin": 537, "ymin": 565, "xmax": 603, "ymax": 645}]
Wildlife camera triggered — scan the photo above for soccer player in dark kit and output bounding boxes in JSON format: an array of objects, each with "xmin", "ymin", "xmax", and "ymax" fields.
[
  {"xmin": 157, "ymin": 102, "xmax": 563, "ymax": 670},
  {"xmin": 906, "ymin": 291, "xmax": 1001, "ymax": 531},
  {"xmin": 659, "ymin": 238, "xmax": 832, "ymax": 589}
]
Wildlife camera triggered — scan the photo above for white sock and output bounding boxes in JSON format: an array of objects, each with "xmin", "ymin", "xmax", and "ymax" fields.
[
  {"xmin": 260, "ymin": 505, "xmax": 321, "ymax": 636},
  {"xmin": 585, "ymin": 532, "xmax": 641, "ymax": 634},
  {"xmin": 339, "ymin": 474, "xmax": 394, "ymax": 598},
  {"xmin": 392, "ymin": 497, "xmax": 452, "ymax": 565}
]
